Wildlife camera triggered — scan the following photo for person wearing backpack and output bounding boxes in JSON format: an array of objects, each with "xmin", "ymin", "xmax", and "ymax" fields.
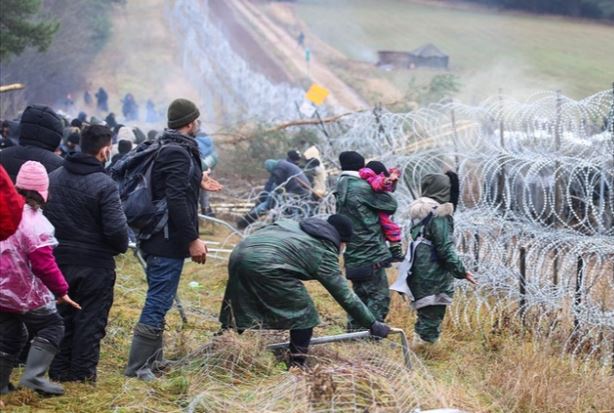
[
  {"xmin": 405, "ymin": 172, "xmax": 477, "ymax": 346},
  {"xmin": 124, "ymin": 98, "xmax": 208, "ymax": 381},
  {"xmin": 44, "ymin": 125, "xmax": 129, "ymax": 383}
]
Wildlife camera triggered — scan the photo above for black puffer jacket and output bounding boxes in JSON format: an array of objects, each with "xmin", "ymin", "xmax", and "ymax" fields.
[
  {"xmin": 0, "ymin": 105, "xmax": 64, "ymax": 182},
  {"xmin": 0, "ymin": 145, "xmax": 63, "ymax": 182},
  {"xmin": 139, "ymin": 130, "xmax": 203, "ymax": 259},
  {"xmin": 45, "ymin": 153, "xmax": 129, "ymax": 269}
]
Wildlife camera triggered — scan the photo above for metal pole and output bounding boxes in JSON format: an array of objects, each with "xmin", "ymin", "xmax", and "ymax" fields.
[
  {"xmin": 450, "ymin": 109, "xmax": 460, "ymax": 172},
  {"xmin": 519, "ymin": 246, "xmax": 527, "ymax": 320},
  {"xmin": 552, "ymin": 90, "xmax": 563, "ymax": 285},
  {"xmin": 574, "ymin": 256, "xmax": 584, "ymax": 330},
  {"xmin": 497, "ymin": 88, "xmax": 507, "ymax": 212},
  {"xmin": 474, "ymin": 232, "xmax": 480, "ymax": 272},
  {"xmin": 267, "ymin": 328, "xmax": 412, "ymax": 369}
]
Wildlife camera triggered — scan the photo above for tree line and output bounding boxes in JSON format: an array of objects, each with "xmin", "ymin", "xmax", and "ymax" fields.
[{"xmin": 463, "ymin": 0, "xmax": 614, "ymax": 20}]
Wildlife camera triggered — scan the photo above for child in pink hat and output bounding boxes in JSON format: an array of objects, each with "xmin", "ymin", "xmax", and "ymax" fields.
[{"xmin": 0, "ymin": 161, "xmax": 80, "ymax": 397}]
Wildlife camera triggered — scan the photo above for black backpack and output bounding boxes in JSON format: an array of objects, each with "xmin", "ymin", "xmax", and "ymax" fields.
[{"xmin": 109, "ymin": 140, "xmax": 169, "ymax": 240}]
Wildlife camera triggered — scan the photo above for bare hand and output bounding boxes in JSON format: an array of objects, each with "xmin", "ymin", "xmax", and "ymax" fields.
[
  {"xmin": 58, "ymin": 294, "xmax": 82, "ymax": 310},
  {"xmin": 465, "ymin": 271, "xmax": 478, "ymax": 285},
  {"xmin": 189, "ymin": 238, "xmax": 208, "ymax": 264},
  {"xmin": 201, "ymin": 172, "xmax": 223, "ymax": 192}
]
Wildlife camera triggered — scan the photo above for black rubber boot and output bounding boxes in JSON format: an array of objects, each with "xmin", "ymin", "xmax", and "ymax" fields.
[
  {"xmin": 18, "ymin": 338, "xmax": 64, "ymax": 395},
  {"xmin": 0, "ymin": 351, "xmax": 16, "ymax": 395},
  {"xmin": 124, "ymin": 323, "xmax": 163, "ymax": 381},
  {"xmin": 288, "ymin": 328, "xmax": 313, "ymax": 368},
  {"xmin": 237, "ymin": 210, "xmax": 259, "ymax": 229}
]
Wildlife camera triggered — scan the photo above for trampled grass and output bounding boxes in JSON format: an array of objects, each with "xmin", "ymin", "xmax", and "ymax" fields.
[
  {"xmin": 2, "ymin": 223, "xmax": 613, "ymax": 412},
  {"xmin": 293, "ymin": 0, "xmax": 614, "ymax": 100}
]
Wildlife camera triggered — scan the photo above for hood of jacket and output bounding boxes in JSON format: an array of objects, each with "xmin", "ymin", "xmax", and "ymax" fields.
[
  {"xmin": 196, "ymin": 134, "xmax": 214, "ymax": 157},
  {"xmin": 117, "ymin": 126, "xmax": 136, "ymax": 143},
  {"xmin": 19, "ymin": 105, "xmax": 64, "ymax": 151},
  {"xmin": 299, "ymin": 217, "xmax": 341, "ymax": 251},
  {"xmin": 409, "ymin": 197, "xmax": 454, "ymax": 221},
  {"xmin": 160, "ymin": 129, "xmax": 200, "ymax": 159},
  {"xmin": 421, "ymin": 173, "xmax": 451, "ymax": 204},
  {"xmin": 63, "ymin": 152, "xmax": 106, "ymax": 175}
]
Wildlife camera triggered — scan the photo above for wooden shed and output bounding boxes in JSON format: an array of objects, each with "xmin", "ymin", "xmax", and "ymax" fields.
[{"xmin": 377, "ymin": 44, "xmax": 449, "ymax": 69}]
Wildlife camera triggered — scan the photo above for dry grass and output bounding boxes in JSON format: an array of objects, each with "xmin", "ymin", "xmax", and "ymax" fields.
[{"xmin": 2, "ymin": 225, "xmax": 613, "ymax": 412}]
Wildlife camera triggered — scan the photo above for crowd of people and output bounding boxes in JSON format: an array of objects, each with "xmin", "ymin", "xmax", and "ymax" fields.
[{"xmin": 0, "ymin": 95, "xmax": 476, "ymax": 402}]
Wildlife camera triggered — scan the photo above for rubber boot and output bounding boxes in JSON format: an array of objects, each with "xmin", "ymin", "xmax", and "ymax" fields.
[
  {"xmin": 18, "ymin": 338, "xmax": 64, "ymax": 395},
  {"xmin": 0, "ymin": 351, "xmax": 16, "ymax": 395},
  {"xmin": 237, "ymin": 209, "xmax": 259, "ymax": 229},
  {"xmin": 124, "ymin": 323, "xmax": 163, "ymax": 381},
  {"xmin": 288, "ymin": 328, "xmax": 313, "ymax": 368},
  {"xmin": 151, "ymin": 334, "xmax": 172, "ymax": 373}
]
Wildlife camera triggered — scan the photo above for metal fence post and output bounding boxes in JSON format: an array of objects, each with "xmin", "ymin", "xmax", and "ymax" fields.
[{"xmin": 519, "ymin": 246, "xmax": 527, "ymax": 320}]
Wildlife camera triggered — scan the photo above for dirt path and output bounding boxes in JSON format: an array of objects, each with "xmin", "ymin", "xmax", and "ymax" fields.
[{"xmin": 229, "ymin": 0, "xmax": 369, "ymax": 112}]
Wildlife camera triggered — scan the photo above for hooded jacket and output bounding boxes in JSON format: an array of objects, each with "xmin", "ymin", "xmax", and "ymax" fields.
[
  {"xmin": 195, "ymin": 134, "xmax": 218, "ymax": 171},
  {"xmin": 0, "ymin": 165, "xmax": 24, "ymax": 241},
  {"xmin": 45, "ymin": 153, "xmax": 129, "ymax": 269},
  {"xmin": 407, "ymin": 197, "xmax": 466, "ymax": 308},
  {"xmin": 334, "ymin": 171, "xmax": 397, "ymax": 267},
  {"xmin": 303, "ymin": 145, "xmax": 327, "ymax": 198},
  {"xmin": 0, "ymin": 105, "xmax": 64, "ymax": 182},
  {"xmin": 264, "ymin": 159, "xmax": 311, "ymax": 198},
  {"xmin": 219, "ymin": 218, "xmax": 376, "ymax": 330},
  {"xmin": 0, "ymin": 205, "xmax": 68, "ymax": 313}
]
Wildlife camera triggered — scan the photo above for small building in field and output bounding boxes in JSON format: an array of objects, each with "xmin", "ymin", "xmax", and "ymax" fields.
[{"xmin": 377, "ymin": 43, "xmax": 449, "ymax": 70}]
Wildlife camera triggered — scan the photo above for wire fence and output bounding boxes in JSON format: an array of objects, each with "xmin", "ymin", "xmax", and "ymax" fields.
[{"xmin": 227, "ymin": 88, "xmax": 614, "ymax": 369}]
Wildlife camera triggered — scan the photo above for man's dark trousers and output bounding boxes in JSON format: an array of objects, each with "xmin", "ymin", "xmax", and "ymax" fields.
[{"xmin": 49, "ymin": 265, "xmax": 115, "ymax": 382}]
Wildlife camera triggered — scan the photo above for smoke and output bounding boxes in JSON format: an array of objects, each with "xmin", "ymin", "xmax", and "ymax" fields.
[{"xmin": 459, "ymin": 58, "xmax": 570, "ymax": 104}]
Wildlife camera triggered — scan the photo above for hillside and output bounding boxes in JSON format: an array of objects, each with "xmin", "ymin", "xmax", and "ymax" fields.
[{"xmin": 290, "ymin": 0, "xmax": 614, "ymax": 100}]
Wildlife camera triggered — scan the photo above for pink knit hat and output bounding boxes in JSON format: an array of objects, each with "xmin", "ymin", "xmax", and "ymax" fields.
[{"xmin": 16, "ymin": 161, "xmax": 49, "ymax": 202}]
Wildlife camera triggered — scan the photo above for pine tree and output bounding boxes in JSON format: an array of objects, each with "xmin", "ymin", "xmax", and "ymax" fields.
[{"xmin": 0, "ymin": 0, "xmax": 59, "ymax": 61}]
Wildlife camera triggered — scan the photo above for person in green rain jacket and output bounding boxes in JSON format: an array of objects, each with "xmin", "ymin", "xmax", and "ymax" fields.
[
  {"xmin": 407, "ymin": 173, "xmax": 477, "ymax": 344},
  {"xmin": 333, "ymin": 151, "xmax": 398, "ymax": 330},
  {"xmin": 219, "ymin": 214, "xmax": 391, "ymax": 365}
]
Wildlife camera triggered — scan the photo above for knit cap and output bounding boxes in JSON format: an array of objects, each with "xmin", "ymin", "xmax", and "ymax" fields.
[
  {"xmin": 167, "ymin": 98, "xmax": 200, "ymax": 129},
  {"xmin": 16, "ymin": 161, "xmax": 49, "ymax": 202},
  {"xmin": 339, "ymin": 151, "xmax": 365, "ymax": 171},
  {"xmin": 327, "ymin": 214, "xmax": 353, "ymax": 243}
]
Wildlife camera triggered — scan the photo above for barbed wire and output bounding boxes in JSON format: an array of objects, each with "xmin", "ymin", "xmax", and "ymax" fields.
[{"xmin": 228, "ymin": 89, "xmax": 614, "ymax": 367}]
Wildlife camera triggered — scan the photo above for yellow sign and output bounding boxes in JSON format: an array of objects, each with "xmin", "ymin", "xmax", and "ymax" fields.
[{"xmin": 305, "ymin": 84, "xmax": 329, "ymax": 106}]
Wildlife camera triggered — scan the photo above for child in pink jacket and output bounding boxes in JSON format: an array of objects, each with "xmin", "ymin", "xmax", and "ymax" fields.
[
  {"xmin": 359, "ymin": 160, "xmax": 404, "ymax": 262},
  {"xmin": 0, "ymin": 161, "xmax": 80, "ymax": 397}
]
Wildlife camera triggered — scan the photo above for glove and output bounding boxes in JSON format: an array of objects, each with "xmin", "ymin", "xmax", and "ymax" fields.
[
  {"xmin": 389, "ymin": 242, "xmax": 404, "ymax": 262},
  {"xmin": 369, "ymin": 321, "xmax": 391, "ymax": 339}
]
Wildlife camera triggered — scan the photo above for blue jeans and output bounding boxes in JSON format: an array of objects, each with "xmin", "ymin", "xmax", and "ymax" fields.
[{"xmin": 138, "ymin": 255, "xmax": 184, "ymax": 329}]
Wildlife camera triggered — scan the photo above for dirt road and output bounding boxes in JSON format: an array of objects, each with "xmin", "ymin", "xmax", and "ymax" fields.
[{"xmin": 229, "ymin": 0, "xmax": 369, "ymax": 112}]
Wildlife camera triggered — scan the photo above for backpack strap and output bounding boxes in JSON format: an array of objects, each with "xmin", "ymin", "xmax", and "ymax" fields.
[{"xmin": 412, "ymin": 211, "xmax": 434, "ymax": 243}]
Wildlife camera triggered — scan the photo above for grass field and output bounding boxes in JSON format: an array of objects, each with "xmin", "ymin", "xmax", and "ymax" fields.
[
  {"xmin": 293, "ymin": 0, "xmax": 614, "ymax": 101},
  {"xmin": 2, "ymin": 221, "xmax": 613, "ymax": 412}
]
